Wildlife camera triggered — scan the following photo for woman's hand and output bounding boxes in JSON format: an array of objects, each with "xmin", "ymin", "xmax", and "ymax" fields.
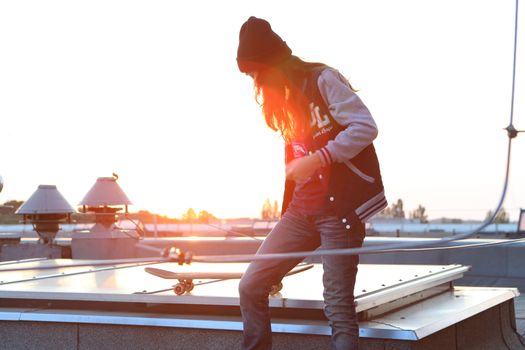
[{"xmin": 286, "ymin": 153, "xmax": 323, "ymax": 182}]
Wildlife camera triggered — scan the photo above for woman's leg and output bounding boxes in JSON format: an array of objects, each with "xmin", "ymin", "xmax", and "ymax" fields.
[
  {"xmin": 239, "ymin": 209, "xmax": 320, "ymax": 350},
  {"xmin": 317, "ymin": 217, "xmax": 365, "ymax": 350}
]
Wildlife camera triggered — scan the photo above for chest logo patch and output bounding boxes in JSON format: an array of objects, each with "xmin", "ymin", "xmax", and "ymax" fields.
[{"xmin": 310, "ymin": 103, "xmax": 331, "ymax": 129}]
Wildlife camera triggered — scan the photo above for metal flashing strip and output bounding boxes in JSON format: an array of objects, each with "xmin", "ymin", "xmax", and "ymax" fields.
[
  {"xmin": 19, "ymin": 310, "xmax": 246, "ymax": 332},
  {"xmin": 0, "ymin": 258, "xmax": 48, "ymax": 266},
  {"xmin": 0, "ymin": 309, "xmax": 26, "ymax": 321},
  {"xmin": 355, "ymin": 264, "xmax": 470, "ymax": 313},
  {"xmin": 0, "ymin": 289, "xmax": 245, "ymax": 307},
  {"xmin": 359, "ymin": 287, "xmax": 519, "ymax": 340},
  {"xmin": 0, "ymin": 308, "xmax": 332, "ymax": 336}
]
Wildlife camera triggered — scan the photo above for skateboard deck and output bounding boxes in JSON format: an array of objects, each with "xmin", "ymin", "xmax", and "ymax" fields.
[{"xmin": 145, "ymin": 263, "xmax": 313, "ymax": 295}]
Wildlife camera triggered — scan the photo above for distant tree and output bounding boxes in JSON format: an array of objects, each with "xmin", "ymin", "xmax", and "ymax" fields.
[
  {"xmin": 272, "ymin": 200, "xmax": 280, "ymax": 220},
  {"xmin": 261, "ymin": 198, "xmax": 272, "ymax": 220},
  {"xmin": 182, "ymin": 208, "xmax": 197, "ymax": 222},
  {"xmin": 497, "ymin": 208, "xmax": 510, "ymax": 223},
  {"xmin": 440, "ymin": 217, "xmax": 463, "ymax": 224},
  {"xmin": 128, "ymin": 210, "xmax": 180, "ymax": 224},
  {"xmin": 380, "ymin": 198, "xmax": 405, "ymax": 219},
  {"xmin": 485, "ymin": 207, "xmax": 510, "ymax": 224},
  {"xmin": 380, "ymin": 206, "xmax": 392, "ymax": 217},
  {"xmin": 409, "ymin": 204, "xmax": 428, "ymax": 223},
  {"xmin": 135, "ymin": 210, "xmax": 152, "ymax": 222},
  {"xmin": 0, "ymin": 200, "xmax": 24, "ymax": 214},
  {"xmin": 389, "ymin": 199, "xmax": 404, "ymax": 219},
  {"xmin": 0, "ymin": 200, "xmax": 24, "ymax": 223},
  {"xmin": 197, "ymin": 210, "xmax": 216, "ymax": 224}
]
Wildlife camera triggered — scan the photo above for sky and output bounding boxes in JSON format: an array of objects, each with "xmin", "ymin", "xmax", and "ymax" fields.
[{"xmin": 1, "ymin": 0, "xmax": 524, "ymax": 221}]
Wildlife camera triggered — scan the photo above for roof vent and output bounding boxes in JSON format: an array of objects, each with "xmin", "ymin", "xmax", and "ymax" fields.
[
  {"xmin": 15, "ymin": 185, "xmax": 75, "ymax": 244},
  {"xmin": 79, "ymin": 175, "xmax": 132, "ymax": 229},
  {"xmin": 80, "ymin": 176, "xmax": 132, "ymax": 207}
]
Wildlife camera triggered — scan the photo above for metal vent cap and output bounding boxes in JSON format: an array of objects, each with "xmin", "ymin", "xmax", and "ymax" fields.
[
  {"xmin": 16, "ymin": 185, "xmax": 75, "ymax": 214},
  {"xmin": 79, "ymin": 177, "xmax": 132, "ymax": 206}
]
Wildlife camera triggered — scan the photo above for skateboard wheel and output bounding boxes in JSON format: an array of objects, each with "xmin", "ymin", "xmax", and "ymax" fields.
[
  {"xmin": 270, "ymin": 282, "xmax": 283, "ymax": 295},
  {"xmin": 174, "ymin": 283, "xmax": 186, "ymax": 295}
]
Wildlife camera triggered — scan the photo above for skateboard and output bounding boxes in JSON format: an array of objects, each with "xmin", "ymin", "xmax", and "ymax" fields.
[{"xmin": 145, "ymin": 263, "xmax": 314, "ymax": 295}]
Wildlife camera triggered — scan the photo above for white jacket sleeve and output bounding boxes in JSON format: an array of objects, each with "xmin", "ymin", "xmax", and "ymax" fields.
[{"xmin": 316, "ymin": 68, "xmax": 378, "ymax": 165}]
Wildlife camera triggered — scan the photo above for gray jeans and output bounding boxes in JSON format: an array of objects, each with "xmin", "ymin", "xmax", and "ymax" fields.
[{"xmin": 238, "ymin": 207, "xmax": 364, "ymax": 350}]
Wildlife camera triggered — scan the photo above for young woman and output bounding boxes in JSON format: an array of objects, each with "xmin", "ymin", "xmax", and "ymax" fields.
[{"xmin": 236, "ymin": 16, "xmax": 387, "ymax": 350}]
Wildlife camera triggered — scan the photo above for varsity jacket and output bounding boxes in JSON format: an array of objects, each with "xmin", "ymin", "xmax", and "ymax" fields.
[{"xmin": 282, "ymin": 66, "xmax": 387, "ymax": 228}]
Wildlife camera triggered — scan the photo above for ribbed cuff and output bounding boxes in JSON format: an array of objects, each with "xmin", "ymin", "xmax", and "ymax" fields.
[{"xmin": 316, "ymin": 147, "xmax": 332, "ymax": 167}]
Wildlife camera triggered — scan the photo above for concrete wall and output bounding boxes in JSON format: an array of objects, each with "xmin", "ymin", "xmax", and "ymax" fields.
[
  {"xmin": 0, "ymin": 243, "xmax": 66, "ymax": 261},
  {"xmin": 0, "ymin": 300, "xmax": 522, "ymax": 350}
]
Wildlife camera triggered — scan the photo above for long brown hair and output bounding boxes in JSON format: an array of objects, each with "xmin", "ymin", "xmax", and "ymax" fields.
[{"xmin": 253, "ymin": 56, "xmax": 325, "ymax": 142}]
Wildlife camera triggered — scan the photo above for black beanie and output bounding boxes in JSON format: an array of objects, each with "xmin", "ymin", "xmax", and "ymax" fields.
[{"xmin": 237, "ymin": 16, "xmax": 292, "ymax": 73}]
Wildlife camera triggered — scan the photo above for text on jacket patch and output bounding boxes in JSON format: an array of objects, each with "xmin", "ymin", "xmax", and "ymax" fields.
[{"xmin": 310, "ymin": 103, "xmax": 333, "ymax": 139}]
